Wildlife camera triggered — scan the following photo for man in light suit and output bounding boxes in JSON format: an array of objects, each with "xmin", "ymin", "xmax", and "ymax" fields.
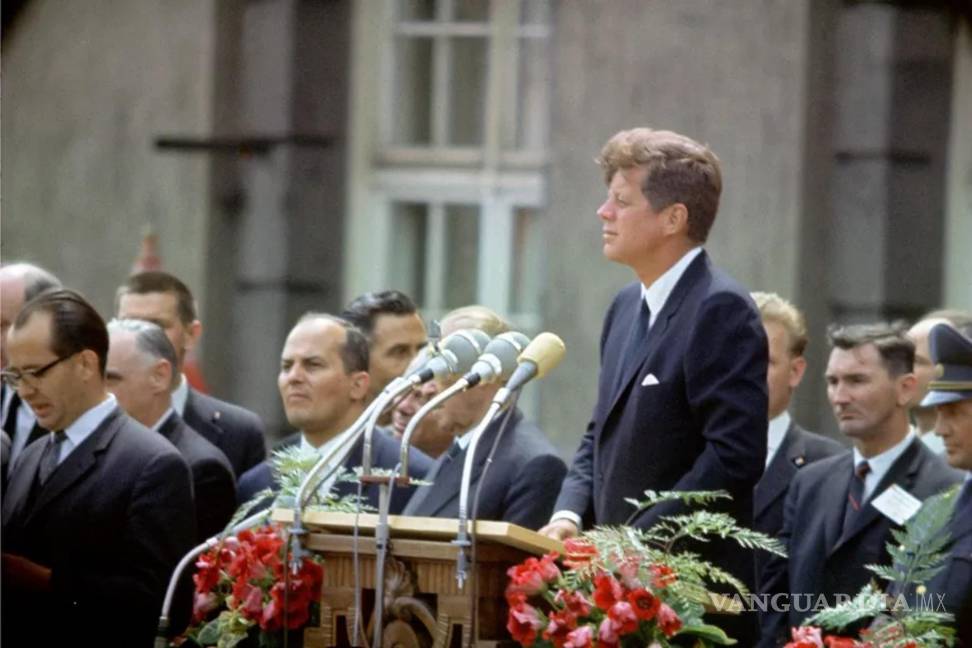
[
  {"xmin": 758, "ymin": 324, "xmax": 961, "ymax": 646},
  {"xmin": 751, "ymin": 292, "xmax": 844, "ymax": 587},
  {"xmin": 236, "ymin": 313, "xmax": 432, "ymax": 513},
  {"xmin": 401, "ymin": 306, "xmax": 566, "ymax": 530},
  {"xmin": 1, "ymin": 289, "xmax": 195, "ymax": 647},
  {"xmin": 117, "ymin": 271, "xmax": 267, "ymax": 477},
  {"xmin": 106, "ymin": 318, "xmax": 236, "ymax": 542},
  {"xmin": 921, "ymin": 322, "xmax": 972, "ymax": 640},
  {"xmin": 1, "ymin": 262, "xmax": 61, "ymax": 471},
  {"xmin": 540, "ymin": 128, "xmax": 768, "ymax": 644}
]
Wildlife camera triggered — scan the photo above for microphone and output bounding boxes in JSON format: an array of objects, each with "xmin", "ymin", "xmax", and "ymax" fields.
[
  {"xmin": 409, "ymin": 329, "xmax": 491, "ymax": 383},
  {"xmin": 504, "ymin": 332, "xmax": 567, "ymax": 392},
  {"xmin": 460, "ymin": 331, "xmax": 531, "ymax": 387}
]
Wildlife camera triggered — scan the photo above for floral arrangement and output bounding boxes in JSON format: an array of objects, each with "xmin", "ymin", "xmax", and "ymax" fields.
[
  {"xmin": 785, "ymin": 486, "xmax": 961, "ymax": 648},
  {"xmin": 176, "ymin": 446, "xmax": 375, "ymax": 648},
  {"xmin": 505, "ymin": 490, "xmax": 786, "ymax": 648}
]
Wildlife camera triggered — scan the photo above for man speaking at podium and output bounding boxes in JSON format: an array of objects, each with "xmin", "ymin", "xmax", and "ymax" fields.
[{"xmin": 540, "ymin": 127, "xmax": 768, "ymax": 643}]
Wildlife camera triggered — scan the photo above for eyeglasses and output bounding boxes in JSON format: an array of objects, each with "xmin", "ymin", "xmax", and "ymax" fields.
[{"xmin": 1, "ymin": 354, "xmax": 75, "ymax": 389}]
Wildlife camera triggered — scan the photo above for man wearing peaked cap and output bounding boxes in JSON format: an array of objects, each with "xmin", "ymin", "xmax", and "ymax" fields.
[{"xmin": 921, "ymin": 322, "xmax": 972, "ymax": 637}]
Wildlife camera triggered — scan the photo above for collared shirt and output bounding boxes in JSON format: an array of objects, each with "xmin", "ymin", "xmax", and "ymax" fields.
[
  {"xmin": 171, "ymin": 374, "xmax": 190, "ymax": 417},
  {"xmin": 150, "ymin": 407, "xmax": 175, "ymax": 433},
  {"xmin": 456, "ymin": 429, "xmax": 473, "ymax": 451},
  {"xmin": 765, "ymin": 411, "xmax": 792, "ymax": 468},
  {"xmin": 551, "ymin": 247, "xmax": 704, "ymax": 531},
  {"xmin": 639, "ymin": 247, "xmax": 703, "ymax": 329},
  {"xmin": 853, "ymin": 430, "xmax": 916, "ymax": 502},
  {"xmin": 3, "ymin": 385, "xmax": 39, "ymax": 465},
  {"xmin": 56, "ymin": 394, "xmax": 118, "ymax": 466},
  {"xmin": 300, "ymin": 425, "xmax": 361, "ymax": 495}
]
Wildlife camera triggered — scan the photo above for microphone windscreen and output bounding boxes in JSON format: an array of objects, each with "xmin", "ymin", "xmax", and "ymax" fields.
[
  {"xmin": 518, "ymin": 332, "xmax": 566, "ymax": 379},
  {"xmin": 488, "ymin": 331, "xmax": 531, "ymax": 380}
]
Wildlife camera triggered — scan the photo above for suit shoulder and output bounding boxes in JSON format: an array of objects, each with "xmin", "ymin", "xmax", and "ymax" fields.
[
  {"xmin": 238, "ymin": 461, "xmax": 274, "ymax": 493},
  {"xmin": 913, "ymin": 443, "xmax": 964, "ymax": 492},
  {"xmin": 508, "ymin": 419, "xmax": 562, "ymax": 461},
  {"xmin": 792, "ymin": 450, "xmax": 852, "ymax": 488},
  {"xmin": 188, "ymin": 390, "xmax": 265, "ymax": 432},
  {"xmin": 793, "ymin": 427, "xmax": 846, "ymax": 460},
  {"xmin": 176, "ymin": 421, "xmax": 234, "ymax": 473}
]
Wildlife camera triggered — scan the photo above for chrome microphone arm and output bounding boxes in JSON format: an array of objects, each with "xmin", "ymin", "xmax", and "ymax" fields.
[{"xmin": 398, "ymin": 378, "xmax": 470, "ymax": 478}]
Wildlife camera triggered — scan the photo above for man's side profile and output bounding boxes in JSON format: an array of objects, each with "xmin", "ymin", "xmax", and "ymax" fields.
[
  {"xmin": 0, "ymin": 262, "xmax": 62, "ymax": 470},
  {"xmin": 758, "ymin": 323, "xmax": 961, "ymax": 646},
  {"xmin": 106, "ymin": 318, "xmax": 237, "ymax": 541},
  {"xmin": 401, "ymin": 306, "xmax": 567, "ymax": 530},
  {"xmin": 391, "ymin": 347, "xmax": 453, "ymax": 458},
  {"xmin": 116, "ymin": 271, "xmax": 267, "ymax": 476},
  {"xmin": 1, "ymin": 289, "xmax": 195, "ymax": 647},
  {"xmin": 237, "ymin": 314, "xmax": 432, "ymax": 513},
  {"xmin": 751, "ymin": 292, "xmax": 844, "ymax": 587},
  {"xmin": 541, "ymin": 127, "xmax": 768, "ymax": 643}
]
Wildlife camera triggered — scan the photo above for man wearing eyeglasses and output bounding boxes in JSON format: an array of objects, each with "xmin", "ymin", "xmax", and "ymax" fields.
[
  {"xmin": 0, "ymin": 262, "xmax": 61, "ymax": 472},
  {"xmin": 1, "ymin": 289, "xmax": 195, "ymax": 647}
]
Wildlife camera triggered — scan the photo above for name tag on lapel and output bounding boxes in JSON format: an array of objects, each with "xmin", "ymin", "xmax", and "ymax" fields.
[
  {"xmin": 871, "ymin": 484, "xmax": 922, "ymax": 525},
  {"xmin": 641, "ymin": 373, "xmax": 660, "ymax": 387}
]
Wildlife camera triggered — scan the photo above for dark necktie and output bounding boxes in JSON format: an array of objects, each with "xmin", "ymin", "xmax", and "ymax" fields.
[
  {"xmin": 37, "ymin": 432, "xmax": 67, "ymax": 487},
  {"xmin": 3, "ymin": 390, "xmax": 21, "ymax": 438},
  {"xmin": 842, "ymin": 460, "xmax": 871, "ymax": 534},
  {"xmin": 614, "ymin": 299, "xmax": 651, "ymax": 393},
  {"xmin": 403, "ymin": 439, "xmax": 464, "ymax": 515}
]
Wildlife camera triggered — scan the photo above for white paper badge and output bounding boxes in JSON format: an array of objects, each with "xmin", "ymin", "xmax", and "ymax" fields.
[{"xmin": 871, "ymin": 484, "xmax": 923, "ymax": 526}]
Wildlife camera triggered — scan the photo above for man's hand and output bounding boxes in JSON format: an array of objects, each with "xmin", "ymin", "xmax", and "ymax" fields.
[
  {"xmin": 2, "ymin": 552, "xmax": 52, "ymax": 592},
  {"xmin": 538, "ymin": 518, "xmax": 579, "ymax": 541}
]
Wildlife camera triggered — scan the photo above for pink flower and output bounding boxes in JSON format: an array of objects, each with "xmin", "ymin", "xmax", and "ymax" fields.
[
  {"xmin": 607, "ymin": 601, "xmax": 638, "ymax": 635},
  {"xmin": 785, "ymin": 626, "xmax": 824, "ymax": 648},
  {"xmin": 554, "ymin": 589, "xmax": 592, "ymax": 617},
  {"xmin": 191, "ymin": 591, "xmax": 218, "ymax": 623},
  {"xmin": 656, "ymin": 602, "xmax": 683, "ymax": 638},
  {"xmin": 598, "ymin": 617, "xmax": 621, "ymax": 648},
  {"xmin": 563, "ymin": 624, "xmax": 594, "ymax": 648},
  {"xmin": 542, "ymin": 610, "xmax": 577, "ymax": 648},
  {"xmin": 507, "ymin": 601, "xmax": 545, "ymax": 646}
]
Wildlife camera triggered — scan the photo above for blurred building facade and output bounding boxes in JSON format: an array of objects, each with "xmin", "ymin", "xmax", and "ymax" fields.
[{"xmin": 2, "ymin": 0, "xmax": 970, "ymax": 448}]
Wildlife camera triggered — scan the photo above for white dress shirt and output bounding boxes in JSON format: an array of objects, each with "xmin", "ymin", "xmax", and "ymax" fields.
[
  {"xmin": 171, "ymin": 374, "xmax": 190, "ymax": 417},
  {"xmin": 765, "ymin": 411, "xmax": 792, "ymax": 468},
  {"xmin": 55, "ymin": 394, "xmax": 118, "ymax": 465},
  {"xmin": 853, "ymin": 430, "xmax": 916, "ymax": 502}
]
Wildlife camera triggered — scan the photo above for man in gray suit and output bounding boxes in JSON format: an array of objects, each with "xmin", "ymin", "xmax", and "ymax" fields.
[
  {"xmin": 751, "ymin": 292, "xmax": 844, "ymax": 586},
  {"xmin": 401, "ymin": 306, "xmax": 566, "ymax": 530},
  {"xmin": 1, "ymin": 289, "xmax": 195, "ymax": 647}
]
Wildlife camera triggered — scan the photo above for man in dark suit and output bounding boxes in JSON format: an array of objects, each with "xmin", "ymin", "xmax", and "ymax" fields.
[
  {"xmin": 758, "ymin": 323, "xmax": 962, "ymax": 646},
  {"xmin": 751, "ymin": 292, "xmax": 844, "ymax": 586},
  {"xmin": 401, "ymin": 306, "xmax": 566, "ymax": 530},
  {"xmin": 116, "ymin": 271, "xmax": 267, "ymax": 477},
  {"xmin": 237, "ymin": 313, "xmax": 432, "ymax": 513},
  {"xmin": 919, "ymin": 322, "xmax": 972, "ymax": 641},
  {"xmin": 1, "ymin": 262, "xmax": 61, "ymax": 470},
  {"xmin": 540, "ymin": 128, "xmax": 768, "ymax": 643},
  {"xmin": 1, "ymin": 289, "xmax": 195, "ymax": 647},
  {"xmin": 106, "ymin": 318, "xmax": 236, "ymax": 541}
]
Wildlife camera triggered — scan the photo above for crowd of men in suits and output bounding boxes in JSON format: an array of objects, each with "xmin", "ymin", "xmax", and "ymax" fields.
[{"xmin": 1, "ymin": 126, "xmax": 970, "ymax": 647}]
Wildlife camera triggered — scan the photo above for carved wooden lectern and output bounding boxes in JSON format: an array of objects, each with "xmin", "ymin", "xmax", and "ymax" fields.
[{"xmin": 270, "ymin": 511, "xmax": 561, "ymax": 648}]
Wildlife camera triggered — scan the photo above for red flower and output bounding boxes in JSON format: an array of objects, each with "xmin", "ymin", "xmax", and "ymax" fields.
[
  {"xmin": 238, "ymin": 583, "xmax": 264, "ymax": 620},
  {"xmin": 507, "ymin": 601, "xmax": 545, "ymax": 646},
  {"xmin": 193, "ymin": 550, "xmax": 222, "ymax": 593},
  {"xmin": 537, "ymin": 552, "xmax": 561, "ymax": 583},
  {"xmin": 656, "ymin": 603, "xmax": 683, "ymax": 637},
  {"xmin": 626, "ymin": 588, "xmax": 660, "ymax": 621},
  {"xmin": 784, "ymin": 626, "xmax": 824, "ymax": 648},
  {"xmin": 192, "ymin": 591, "xmax": 218, "ymax": 623},
  {"xmin": 823, "ymin": 637, "xmax": 858, "ymax": 648},
  {"xmin": 597, "ymin": 617, "xmax": 621, "ymax": 648},
  {"xmin": 607, "ymin": 601, "xmax": 638, "ymax": 635},
  {"xmin": 554, "ymin": 589, "xmax": 592, "ymax": 617},
  {"xmin": 563, "ymin": 538, "xmax": 598, "ymax": 569},
  {"xmin": 617, "ymin": 556, "xmax": 641, "ymax": 588},
  {"xmin": 542, "ymin": 609, "xmax": 577, "ymax": 648},
  {"xmin": 650, "ymin": 564, "xmax": 677, "ymax": 589},
  {"xmin": 592, "ymin": 573, "xmax": 624, "ymax": 610},
  {"xmin": 507, "ymin": 559, "xmax": 547, "ymax": 597}
]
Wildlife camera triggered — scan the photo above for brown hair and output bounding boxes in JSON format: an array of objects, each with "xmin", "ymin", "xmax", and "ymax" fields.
[
  {"xmin": 117, "ymin": 271, "xmax": 197, "ymax": 325},
  {"xmin": 827, "ymin": 322, "xmax": 914, "ymax": 377},
  {"xmin": 597, "ymin": 127, "xmax": 722, "ymax": 243},
  {"xmin": 15, "ymin": 289, "xmax": 109, "ymax": 375}
]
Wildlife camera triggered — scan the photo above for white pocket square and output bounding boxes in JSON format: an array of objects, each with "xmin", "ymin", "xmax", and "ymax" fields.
[{"xmin": 641, "ymin": 374, "xmax": 660, "ymax": 386}]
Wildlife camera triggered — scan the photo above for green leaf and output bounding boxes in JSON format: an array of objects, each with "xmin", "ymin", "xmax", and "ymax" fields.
[
  {"xmin": 677, "ymin": 622, "xmax": 737, "ymax": 645},
  {"xmin": 196, "ymin": 617, "xmax": 221, "ymax": 645}
]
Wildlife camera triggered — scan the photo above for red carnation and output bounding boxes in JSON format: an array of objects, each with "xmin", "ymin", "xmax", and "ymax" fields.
[
  {"xmin": 592, "ymin": 573, "xmax": 624, "ymax": 610},
  {"xmin": 542, "ymin": 609, "xmax": 577, "ymax": 648},
  {"xmin": 507, "ymin": 601, "xmax": 545, "ymax": 646},
  {"xmin": 656, "ymin": 602, "xmax": 683, "ymax": 637},
  {"xmin": 554, "ymin": 589, "xmax": 592, "ymax": 617},
  {"xmin": 607, "ymin": 601, "xmax": 638, "ymax": 635},
  {"xmin": 626, "ymin": 588, "xmax": 660, "ymax": 621},
  {"xmin": 563, "ymin": 538, "xmax": 598, "ymax": 568},
  {"xmin": 823, "ymin": 637, "xmax": 858, "ymax": 648},
  {"xmin": 650, "ymin": 564, "xmax": 677, "ymax": 589},
  {"xmin": 537, "ymin": 552, "xmax": 562, "ymax": 583},
  {"xmin": 193, "ymin": 551, "xmax": 222, "ymax": 593},
  {"xmin": 507, "ymin": 559, "xmax": 546, "ymax": 597}
]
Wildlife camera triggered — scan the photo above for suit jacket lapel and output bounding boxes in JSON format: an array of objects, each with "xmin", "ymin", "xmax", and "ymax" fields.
[
  {"xmin": 25, "ymin": 410, "xmax": 123, "ymax": 525},
  {"xmin": 2, "ymin": 440, "xmax": 44, "ymax": 527},
  {"xmin": 755, "ymin": 423, "xmax": 802, "ymax": 519},
  {"xmin": 407, "ymin": 447, "xmax": 465, "ymax": 516},
  {"xmin": 604, "ymin": 253, "xmax": 708, "ymax": 421},
  {"xmin": 833, "ymin": 439, "xmax": 921, "ymax": 554},
  {"xmin": 822, "ymin": 454, "xmax": 855, "ymax": 555}
]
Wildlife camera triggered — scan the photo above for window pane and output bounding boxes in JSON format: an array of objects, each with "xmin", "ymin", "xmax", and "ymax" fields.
[
  {"xmin": 510, "ymin": 207, "xmax": 542, "ymax": 314},
  {"xmin": 444, "ymin": 204, "xmax": 480, "ymax": 308},
  {"xmin": 510, "ymin": 36, "xmax": 550, "ymax": 152},
  {"xmin": 448, "ymin": 37, "xmax": 488, "ymax": 146},
  {"xmin": 455, "ymin": 0, "xmax": 490, "ymax": 22},
  {"xmin": 390, "ymin": 202, "xmax": 428, "ymax": 304},
  {"xmin": 399, "ymin": 0, "xmax": 437, "ymax": 22},
  {"xmin": 393, "ymin": 37, "xmax": 433, "ymax": 145}
]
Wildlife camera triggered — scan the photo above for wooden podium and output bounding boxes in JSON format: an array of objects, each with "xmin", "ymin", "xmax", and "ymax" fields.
[{"xmin": 270, "ymin": 510, "xmax": 561, "ymax": 648}]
